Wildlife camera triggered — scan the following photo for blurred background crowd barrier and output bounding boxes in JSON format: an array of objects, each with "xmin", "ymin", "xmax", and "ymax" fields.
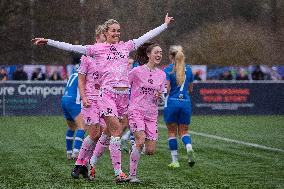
[
  {"xmin": 1, "ymin": 80, "xmax": 283, "ymax": 116},
  {"xmin": 1, "ymin": 64, "xmax": 283, "ymax": 82}
]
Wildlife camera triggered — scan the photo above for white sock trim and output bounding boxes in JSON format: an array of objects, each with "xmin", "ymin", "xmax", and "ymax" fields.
[
  {"xmin": 85, "ymin": 136, "xmax": 94, "ymax": 145},
  {"xmin": 73, "ymin": 149, "xmax": 80, "ymax": 153},
  {"xmin": 110, "ymin": 136, "xmax": 121, "ymax": 144},
  {"xmin": 75, "ymin": 137, "xmax": 83, "ymax": 142},
  {"xmin": 170, "ymin": 150, "xmax": 178, "ymax": 156},
  {"xmin": 186, "ymin": 144, "xmax": 193, "ymax": 151}
]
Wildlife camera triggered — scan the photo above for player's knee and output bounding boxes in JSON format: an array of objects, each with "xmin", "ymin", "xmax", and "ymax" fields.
[
  {"xmin": 109, "ymin": 126, "xmax": 123, "ymax": 137},
  {"xmin": 178, "ymin": 128, "xmax": 188, "ymax": 137},
  {"xmin": 145, "ymin": 149, "xmax": 155, "ymax": 155},
  {"xmin": 135, "ymin": 138, "xmax": 145, "ymax": 150},
  {"xmin": 90, "ymin": 132, "xmax": 101, "ymax": 142},
  {"xmin": 168, "ymin": 131, "xmax": 177, "ymax": 138}
]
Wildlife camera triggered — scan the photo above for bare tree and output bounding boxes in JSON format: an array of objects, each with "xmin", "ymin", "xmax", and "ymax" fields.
[{"xmin": 184, "ymin": 20, "xmax": 278, "ymax": 66}]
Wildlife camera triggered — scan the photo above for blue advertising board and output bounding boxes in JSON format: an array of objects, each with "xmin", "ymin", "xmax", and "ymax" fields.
[
  {"xmin": 191, "ymin": 81, "xmax": 284, "ymax": 115},
  {"xmin": 0, "ymin": 81, "xmax": 65, "ymax": 116},
  {"xmin": 0, "ymin": 81, "xmax": 283, "ymax": 116}
]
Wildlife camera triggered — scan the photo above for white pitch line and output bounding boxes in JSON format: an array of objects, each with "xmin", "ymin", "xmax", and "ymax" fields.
[{"xmin": 158, "ymin": 125, "xmax": 284, "ymax": 153}]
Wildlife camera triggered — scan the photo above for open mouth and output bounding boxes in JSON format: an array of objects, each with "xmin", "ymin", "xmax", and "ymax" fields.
[
  {"xmin": 155, "ymin": 57, "xmax": 162, "ymax": 61},
  {"xmin": 112, "ymin": 36, "xmax": 120, "ymax": 40}
]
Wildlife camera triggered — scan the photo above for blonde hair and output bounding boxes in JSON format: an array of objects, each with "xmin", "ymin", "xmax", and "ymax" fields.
[
  {"xmin": 95, "ymin": 24, "xmax": 105, "ymax": 37},
  {"xmin": 103, "ymin": 19, "xmax": 120, "ymax": 32},
  {"xmin": 169, "ymin": 45, "xmax": 185, "ymax": 86}
]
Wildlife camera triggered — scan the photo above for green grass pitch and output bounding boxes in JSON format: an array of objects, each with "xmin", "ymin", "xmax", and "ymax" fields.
[{"xmin": 0, "ymin": 116, "xmax": 283, "ymax": 189}]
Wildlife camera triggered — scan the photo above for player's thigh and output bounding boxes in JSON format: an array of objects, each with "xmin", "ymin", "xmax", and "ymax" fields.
[
  {"xmin": 167, "ymin": 123, "xmax": 178, "ymax": 137},
  {"xmin": 120, "ymin": 114, "xmax": 129, "ymax": 132},
  {"xmin": 128, "ymin": 109, "xmax": 145, "ymax": 135},
  {"xmin": 178, "ymin": 124, "xmax": 190, "ymax": 136},
  {"xmin": 66, "ymin": 120, "xmax": 77, "ymax": 130},
  {"xmin": 103, "ymin": 116, "xmax": 123, "ymax": 136},
  {"xmin": 74, "ymin": 113, "xmax": 86, "ymax": 130}
]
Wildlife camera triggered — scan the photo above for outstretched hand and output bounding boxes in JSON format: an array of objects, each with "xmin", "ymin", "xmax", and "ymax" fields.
[
  {"xmin": 164, "ymin": 13, "xmax": 174, "ymax": 25},
  {"xmin": 31, "ymin": 38, "xmax": 48, "ymax": 46}
]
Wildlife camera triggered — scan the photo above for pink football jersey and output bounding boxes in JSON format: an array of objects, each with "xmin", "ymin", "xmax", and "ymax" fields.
[
  {"xmin": 78, "ymin": 55, "xmax": 101, "ymax": 100},
  {"xmin": 86, "ymin": 41, "xmax": 135, "ymax": 90},
  {"xmin": 129, "ymin": 65, "xmax": 166, "ymax": 118}
]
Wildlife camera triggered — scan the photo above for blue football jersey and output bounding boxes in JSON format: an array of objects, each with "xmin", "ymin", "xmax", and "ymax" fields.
[
  {"xmin": 62, "ymin": 72, "xmax": 80, "ymax": 104},
  {"xmin": 164, "ymin": 63, "xmax": 194, "ymax": 106}
]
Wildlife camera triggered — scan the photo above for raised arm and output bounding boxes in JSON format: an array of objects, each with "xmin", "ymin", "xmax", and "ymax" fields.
[
  {"xmin": 32, "ymin": 38, "xmax": 87, "ymax": 54},
  {"xmin": 133, "ymin": 13, "xmax": 174, "ymax": 49}
]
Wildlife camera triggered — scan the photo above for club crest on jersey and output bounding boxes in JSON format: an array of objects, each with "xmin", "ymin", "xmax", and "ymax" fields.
[
  {"xmin": 93, "ymin": 71, "xmax": 99, "ymax": 80},
  {"xmin": 110, "ymin": 45, "xmax": 117, "ymax": 51}
]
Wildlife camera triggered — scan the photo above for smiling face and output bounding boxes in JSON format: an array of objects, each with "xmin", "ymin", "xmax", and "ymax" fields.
[
  {"xmin": 104, "ymin": 23, "xmax": 121, "ymax": 44},
  {"xmin": 147, "ymin": 46, "xmax": 163, "ymax": 65}
]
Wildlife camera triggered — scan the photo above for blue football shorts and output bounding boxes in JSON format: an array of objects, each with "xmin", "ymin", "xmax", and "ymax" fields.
[
  {"xmin": 61, "ymin": 99, "xmax": 81, "ymax": 121},
  {"xmin": 163, "ymin": 106, "xmax": 192, "ymax": 125}
]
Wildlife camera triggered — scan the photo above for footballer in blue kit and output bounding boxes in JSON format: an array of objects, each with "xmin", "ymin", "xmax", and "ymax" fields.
[
  {"xmin": 163, "ymin": 45, "xmax": 195, "ymax": 168},
  {"xmin": 61, "ymin": 69, "xmax": 86, "ymax": 160},
  {"xmin": 164, "ymin": 63, "xmax": 193, "ymax": 124},
  {"xmin": 62, "ymin": 73, "xmax": 81, "ymax": 120}
]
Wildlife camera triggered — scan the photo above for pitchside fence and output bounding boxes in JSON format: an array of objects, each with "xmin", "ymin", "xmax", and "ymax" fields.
[{"xmin": 0, "ymin": 81, "xmax": 283, "ymax": 116}]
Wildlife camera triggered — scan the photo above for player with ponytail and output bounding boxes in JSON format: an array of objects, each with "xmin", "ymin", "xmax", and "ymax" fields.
[{"xmin": 163, "ymin": 45, "xmax": 195, "ymax": 168}]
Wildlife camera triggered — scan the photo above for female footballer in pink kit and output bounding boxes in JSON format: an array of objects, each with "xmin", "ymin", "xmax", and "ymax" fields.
[
  {"xmin": 71, "ymin": 25, "xmax": 106, "ymax": 178},
  {"xmin": 66, "ymin": 25, "xmax": 107, "ymax": 179},
  {"xmin": 32, "ymin": 14, "xmax": 173, "ymax": 182},
  {"xmin": 127, "ymin": 43, "xmax": 166, "ymax": 183}
]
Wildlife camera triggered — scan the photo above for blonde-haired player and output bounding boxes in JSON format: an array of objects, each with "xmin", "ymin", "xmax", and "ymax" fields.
[{"xmin": 163, "ymin": 45, "xmax": 195, "ymax": 168}]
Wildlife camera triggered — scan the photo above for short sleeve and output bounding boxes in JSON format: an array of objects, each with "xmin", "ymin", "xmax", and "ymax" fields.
[
  {"xmin": 78, "ymin": 55, "xmax": 90, "ymax": 75},
  {"xmin": 164, "ymin": 67, "xmax": 171, "ymax": 81},
  {"xmin": 186, "ymin": 65, "xmax": 194, "ymax": 83},
  {"xmin": 129, "ymin": 67, "xmax": 138, "ymax": 84}
]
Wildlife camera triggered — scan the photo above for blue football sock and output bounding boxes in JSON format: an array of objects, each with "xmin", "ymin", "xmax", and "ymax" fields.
[
  {"xmin": 168, "ymin": 137, "xmax": 178, "ymax": 151},
  {"xmin": 181, "ymin": 134, "xmax": 192, "ymax": 151},
  {"xmin": 168, "ymin": 137, "xmax": 178, "ymax": 162},
  {"xmin": 181, "ymin": 134, "xmax": 192, "ymax": 145},
  {"xmin": 130, "ymin": 132, "xmax": 135, "ymax": 146},
  {"xmin": 66, "ymin": 129, "xmax": 75, "ymax": 154},
  {"xmin": 73, "ymin": 129, "xmax": 85, "ymax": 152}
]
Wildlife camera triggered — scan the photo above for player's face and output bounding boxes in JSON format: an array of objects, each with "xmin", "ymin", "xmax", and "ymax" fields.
[
  {"xmin": 148, "ymin": 46, "xmax": 163, "ymax": 65},
  {"xmin": 104, "ymin": 23, "xmax": 120, "ymax": 44},
  {"xmin": 96, "ymin": 33, "xmax": 106, "ymax": 43}
]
